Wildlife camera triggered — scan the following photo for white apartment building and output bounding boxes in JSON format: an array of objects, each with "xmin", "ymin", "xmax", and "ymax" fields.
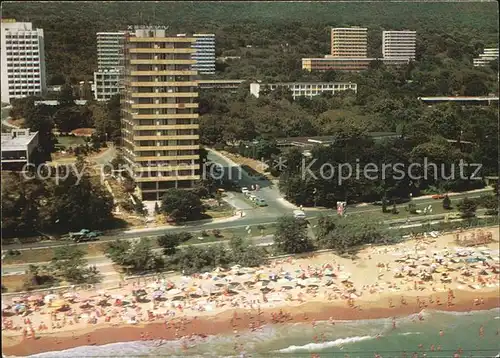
[
  {"xmin": 1, "ymin": 20, "xmax": 46, "ymax": 104},
  {"xmin": 382, "ymin": 30, "xmax": 417, "ymax": 60},
  {"xmin": 94, "ymin": 32, "xmax": 125, "ymax": 101},
  {"xmin": 96, "ymin": 32, "xmax": 125, "ymax": 70},
  {"xmin": 94, "ymin": 69, "xmax": 122, "ymax": 101},
  {"xmin": 473, "ymin": 48, "xmax": 499, "ymax": 67},
  {"xmin": 250, "ymin": 82, "xmax": 358, "ymax": 99},
  {"xmin": 330, "ymin": 27, "xmax": 368, "ymax": 58},
  {"xmin": 192, "ymin": 34, "xmax": 216, "ymax": 74}
]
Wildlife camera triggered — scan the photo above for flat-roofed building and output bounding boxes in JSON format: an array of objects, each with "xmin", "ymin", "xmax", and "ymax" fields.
[
  {"xmin": 197, "ymin": 79, "xmax": 245, "ymax": 90},
  {"xmin": 330, "ymin": 27, "xmax": 368, "ymax": 57},
  {"xmin": 382, "ymin": 30, "xmax": 416, "ymax": 60},
  {"xmin": 302, "ymin": 56, "xmax": 409, "ymax": 72},
  {"xmin": 1, "ymin": 20, "xmax": 47, "ymax": 103},
  {"xmin": 1, "ymin": 128, "xmax": 39, "ymax": 171},
  {"xmin": 192, "ymin": 34, "xmax": 216, "ymax": 74},
  {"xmin": 418, "ymin": 96, "xmax": 499, "ymax": 105},
  {"xmin": 250, "ymin": 81, "xmax": 357, "ymax": 99},
  {"xmin": 121, "ymin": 27, "xmax": 200, "ymax": 200},
  {"xmin": 473, "ymin": 48, "xmax": 499, "ymax": 67}
]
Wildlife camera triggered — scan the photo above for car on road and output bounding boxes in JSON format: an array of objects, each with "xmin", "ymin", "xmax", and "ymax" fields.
[
  {"xmin": 241, "ymin": 187, "xmax": 250, "ymax": 195},
  {"xmin": 293, "ymin": 210, "xmax": 306, "ymax": 220},
  {"xmin": 255, "ymin": 197, "xmax": 268, "ymax": 207},
  {"xmin": 431, "ymin": 194, "xmax": 446, "ymax": 199},
  {"xmin": 69, "ymin": 229, "xmax": 102, "ymax": 242}
]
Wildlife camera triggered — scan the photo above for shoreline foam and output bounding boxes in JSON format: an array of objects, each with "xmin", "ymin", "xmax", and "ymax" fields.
[{"xmin": 3, "ymin": 290, "xmax": 499, "ymax": 357}]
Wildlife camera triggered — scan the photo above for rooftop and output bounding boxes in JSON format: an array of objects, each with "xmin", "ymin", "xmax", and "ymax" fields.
[
  {"xmin": 1, "ymin": 129, "xmax": 38, "ymax": 151},
  {"xmin": 35, "ymin": 100, "xmax": 88, "ymax": 106},
  {"xmin": 419, "ymin": 96, "xmax": 499, "ymax": 102}
]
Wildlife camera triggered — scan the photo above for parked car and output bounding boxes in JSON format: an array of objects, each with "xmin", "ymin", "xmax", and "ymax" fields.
[
  {"xmin": 69, "ymin": 229, "xmax": 102, "ymax": 242},
  {"xmin": 241, "ymin": 187, "xmax": 249, "ymax": 195}
]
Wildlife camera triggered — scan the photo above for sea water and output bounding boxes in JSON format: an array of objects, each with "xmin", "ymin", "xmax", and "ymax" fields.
[{"xmin": 21, "ymin": 308, "xmax": 500, "ymax": 358}]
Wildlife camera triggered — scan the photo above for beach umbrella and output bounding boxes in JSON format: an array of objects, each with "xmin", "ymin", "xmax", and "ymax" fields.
[
  {"xmin": 80, "ymin": 301, "xmax": 94, "ymax": 309},
  {"xmin": 63, "ymin": 292, "xmax": 76, "ymax": 299},
  {"xmin": 255, "ymin": 280, "xmax": 270, "ymax": 289},
  {"xmin": 166, "ymin": 289, "xmax": 182, "ymax": 296},
  {"xmin": 50, "ymin": 299, "xmax": 67, "ymax": 309},
  {"xmin": 27, "ymin": 295, "xmax": 43, "ymax": 302},
  {"xmin": 44, "ymin": 294, "xmax": 58, "ymax": 304},
  {"xmin": 11, "ymin": 297, "xmax": 23, "ymax": 303},
  {"xmin": 152, "ymin": 290, "xmax": 163, "ymax": 300},
  {"xmin": 148, "ymin": 282, "xmax": 160, "ymax": 290},
  {"xmin": 338, "ymin": 272, "xmax": 351, "ymax": 281},
  {"xmin": 111, "ymin": 294, "xmax": 124, "ymax": 300}
]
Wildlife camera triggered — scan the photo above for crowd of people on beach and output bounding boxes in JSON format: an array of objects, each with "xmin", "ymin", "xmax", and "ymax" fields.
[{"xmin": 2, "ymin": 229, "xmax": 498, "ymax": 357}]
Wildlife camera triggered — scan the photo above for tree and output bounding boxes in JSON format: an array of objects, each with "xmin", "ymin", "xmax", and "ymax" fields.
[
  {"xmin": 456, "ymin": 197, "xmax": 478, "ymax": 218},
  {"xmin": 160, "ymin": 189, "xmax": 204, "ymax": 222},
  {"xmin": 51, "ymin": 245, "xmax": 99, "ymax": 284},
  {"xmin": 157, "ymin": 232, "xmax": 193, "ymax": 255},
  {"xmin": 479, "ymin": 194, "xmax": 498, "ymax": 216},
  {"xmin": 228, "ymin": 237, "xmax": 266, "ymax": 267},
  {"xmin": 58, "ymin": 83, "xmax": 76, "ymax": 107},
  {"xmin": 442, "ymin": 195, "xmax": 452, "ymax": 210},
  {"xmin": 105, "ymin": 238, "xmax": 164, "ymax": 273},
  {"xmin": 315, "ymin": 215, "xmax": 389, "ymax": 254},
  {"xmin": 39, "ymin": 156, "xmax": 114, "ymax": 232},
  {"xmin": 274, "ymin": 215, "xmax": 313, "ymax": 254}
]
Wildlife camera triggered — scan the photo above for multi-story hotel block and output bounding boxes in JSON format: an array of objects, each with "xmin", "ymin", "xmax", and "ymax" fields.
[
  {"xmin": 1, "ymin": 20, "xmax": 46, "ymax": 103},
  {"xmin": 382, "ymin": 30, "xmax": 416, "ymax": 60},
  {"xmin": 250, "ymin": 81, "xmax": 357, "ymax": 99},
  {"xmin": 192, "ymin": 34, "xmax": 216, "ymax": 75},
  {"xmin": 121, "ymin": 27, "xmax": 200, "ymax": 201},
  {"xmin": 94, "ymin": 32, "xmax": 125, "ymax": 101},
  {"xmin": 97, "ymin": 32, "xmax": 125, "ymax": 70},
  {"xmin": 330, "ymin": 27, "xmax": 368, "ymax": 58},
  {"xmin": 94, "ymin": 69, "xmax": 122, "ymax": 101},
  {"xmin": 473, "ymin": 48, "xmax": 499, "ymax": 67}
]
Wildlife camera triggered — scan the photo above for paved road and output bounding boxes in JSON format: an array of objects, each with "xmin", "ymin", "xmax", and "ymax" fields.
[{"xmin": 2, "ymin": 148, "xmax": 493, "ymax": 251}]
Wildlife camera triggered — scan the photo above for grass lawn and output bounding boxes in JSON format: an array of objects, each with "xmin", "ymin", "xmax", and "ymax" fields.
[
  {"xmin": 184, "ymin": 223, "xmax": 277, "ymax": 245},
  {"xmin": 2, "ymin": 241, "xmax": 110, "ymax": 265},
  {"xmin": 204, "ymin": 201, "xmax": 234, "ymax": 219}
]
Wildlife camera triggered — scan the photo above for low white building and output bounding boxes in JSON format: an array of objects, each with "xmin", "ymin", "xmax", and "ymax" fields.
[
  {"xmin": 1, "ymin": 128, "xmax": 39, "ymax": 171},
  {"xmin": 250, "ymin": 82, "xmax": 357, "ymax": 99},
  {"xmin": 473, "ymin": 48, "xmax": 499, "ymax": 67},
  {"xmin": 93, "ymin": 69, "xmax": 122, "ymax": 101}
]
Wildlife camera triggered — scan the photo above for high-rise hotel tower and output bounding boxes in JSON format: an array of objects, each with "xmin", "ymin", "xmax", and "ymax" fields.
[{"xmin": 121, "ymin": 27, "xmax": 200, "ymax": 201}]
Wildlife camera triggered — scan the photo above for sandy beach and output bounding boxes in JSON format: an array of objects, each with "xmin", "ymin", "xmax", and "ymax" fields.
[{"xmin": 2, "ymin": 226, "xmax": 499, "ymax": 357}]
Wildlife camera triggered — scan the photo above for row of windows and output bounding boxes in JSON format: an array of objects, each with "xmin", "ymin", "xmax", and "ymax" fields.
[
  {"xmin": 7, "ymin": 68, "xmax": 40, "ymax": 73},
  {"xmin": 7, "ymin": 63, "xmax": 42, "ymax": 68},
  {"xmin": 5, "ymin": 34, "xmax": 38, "ymax": 38},
  {"xmin": 9, "ymin": 91, "xmax": 42, "ymax": 96}
]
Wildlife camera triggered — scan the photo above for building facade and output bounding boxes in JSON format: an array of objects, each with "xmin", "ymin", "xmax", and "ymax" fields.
[
  {"xmin": 302, "ymin": 56, "xmax": 409, "ymax": 72},
  {"xmin": 1, "ymin": 128, "xmax": 39, "ymax": 171},
  {"xmin": 330, "ymin": 27, "xmax": 368, "ymax": 58},
  {"xmin": 382, "ymin": 30, "xmax": 416, "ymax": 59},
  {"xmin": 97, "ymin": 32, "xmax": 125, "ymax": 70},
  {"xmin": 94, "ymin": 32, "xmax": 125, "ymax": 101},
  {"xmin": 1, "ymin": 20, "xmax": 46, "ymax": 103},
  {"xmin": 121, "ymin": 28, "xmax": 200, "ymax": 201},
  {"xmin": 94, "ymin": 69, "xmax": 122, "ymax": 101},
  {"xmin": 192, "ymin": 34, "xmax": 216, "ymax": 75},
  {"xmin": 250, "ymin": 82, "xmax": 357, "ymax": 99},
  {"xmin": 473, "ymin": 48, "xmax": 499, "ymax": 67}
]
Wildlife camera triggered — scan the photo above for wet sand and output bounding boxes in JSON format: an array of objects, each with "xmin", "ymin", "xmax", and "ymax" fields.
[{"xmin": 3, "ymin": 289, "xmax": 498, "ymax": 357}]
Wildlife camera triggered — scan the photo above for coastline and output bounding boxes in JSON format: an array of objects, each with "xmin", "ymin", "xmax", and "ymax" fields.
[{"xmin": 3, "ymin": 289, "xmax": 499, "ymax": 357}]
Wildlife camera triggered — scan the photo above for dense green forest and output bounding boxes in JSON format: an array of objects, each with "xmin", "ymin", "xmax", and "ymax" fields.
[{"xmin": 2, "ymin": 1, "xmax": 498, "ymax": 82}]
